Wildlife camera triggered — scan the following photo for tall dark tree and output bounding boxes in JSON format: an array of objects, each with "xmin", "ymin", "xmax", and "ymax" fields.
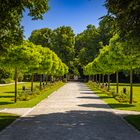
[
  {"xmin": 53, "ymin": 26, "xmax": 75, "ymax": 72},
  {"xmin": 75, "ymin": 25, "xmax": 100, "ymax": 67},
  {"xmin": 98, "ymin": 16, "xmax": 114, "ymax": 46},
  {"xmin": 0, "ymin": 0, "xmax": 49, "ymax": 54},
  {"xmin": 105, "ymin": 0, "xmax": 140, "ymax": 42}
]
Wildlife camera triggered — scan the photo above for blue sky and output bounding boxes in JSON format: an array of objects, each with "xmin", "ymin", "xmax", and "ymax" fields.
[{"xmin": 21, "ymin": 0, "xmax": 107, "ymax": 39}]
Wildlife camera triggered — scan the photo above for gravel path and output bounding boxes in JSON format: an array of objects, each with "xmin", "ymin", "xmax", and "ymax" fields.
[{"xmin": 0, "ymin": 82, "xmax": 140, "ymax": 140}]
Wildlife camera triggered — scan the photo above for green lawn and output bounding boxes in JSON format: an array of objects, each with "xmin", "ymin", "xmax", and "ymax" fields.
[
  {"xmin": 111, "ymin": 83, "xmax": 140, "ymax": 101},
  {"xmin": 0, "ymin": 113, "xmax": 19, "ymax": 131},
  {"xmin": 124, "ymin": 115, "xmax": 140, "ymax": 131},
  {"xmin": 0, "ymin": 82, "xmax": 64, "ymax": 108},
  {"xmin": 87, "ymin": 82, "xmax": 140, "ymax": 111}
]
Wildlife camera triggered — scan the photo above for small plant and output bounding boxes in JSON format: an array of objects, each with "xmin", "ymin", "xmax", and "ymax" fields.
[{"xmin": 115, "ymin": 93, "xmax": 130, "ymax": 103}]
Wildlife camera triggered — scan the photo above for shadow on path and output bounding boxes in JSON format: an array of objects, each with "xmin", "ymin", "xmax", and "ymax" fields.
[
  {"xmin": 0, "ymin": 110, "xmax": 140, "ymax": 140},
  {"xmin": 77, "ymin": 96, "xmax": 112, "ymax": 99},
  {"xmin": 78, "ymin": 103, "xmax": 110, "ymax": 109}
]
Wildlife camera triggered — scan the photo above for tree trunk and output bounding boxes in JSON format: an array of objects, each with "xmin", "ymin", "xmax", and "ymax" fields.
[
  {"xmin": 93, "ymin": 75, "xmax": 95, "ymax": 82},
  {"xmin": 102, "ymin": 74, "xmax": 104, "ymax": 84},
  {"xmin": 96, "ymin": 75, "xmax": 97, "ymax": 82},
  {"xmin": 40, "ymin": 74, "xmax": 42, "ymax": 90},
  {"xmin": 42, "ymin": 74, "xmax": 44, "ymax": 82},
  {"xmin": 31, "ymin": 74, "xmax": 34, "ymax": 92},
  {"xmin": 99, "ymin": 74, "xmax": 101, "ymax": 85},
  {"xmin": 130, "ymin": 67, "xmax": 133, "ymax": 104},
  {"xmin": 88, "ymin": 75, "xmax": 90, "ymax": 82},
  {"xmin": 45, "ymin": 75, "xmax": 48, "ymax": 85},
  {"xmin": 107, "ymin": 74, "xmax": 110, "ymax": 91},
  {"xmin": 14, "ymin": 67, "xmax": 18, "ymax": 103},
  {"xmin": 116, "ymin": 71, "xmax": 119, "ymax": 94},
  {"xmin": 51, "ymin": 76, "xmax": 54, "ymax": 83}
]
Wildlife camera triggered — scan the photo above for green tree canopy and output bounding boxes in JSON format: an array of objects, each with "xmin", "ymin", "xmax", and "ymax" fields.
[
  {"xmin": 105, "ymin": 0, "xmax": 140, "ymax": 42},
  {"xmin": 75, "ymin": 25, "xmax": 100, "ymax": 67},
  {"xmin": 29, "ymin": 28, "xmax": 54, "ymax": 49},
  {"xmin": 0, "ymin": 0, "xmax": 49, "ymax": 53},
  {"xmin": 53, "ymin": 26, "xmax": 75, "ymax": 65}
]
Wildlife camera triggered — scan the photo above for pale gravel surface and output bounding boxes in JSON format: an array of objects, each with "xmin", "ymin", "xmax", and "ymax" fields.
[{"xmin": 0, "ymin": 82, "xmax": 140, "ymax": 140}]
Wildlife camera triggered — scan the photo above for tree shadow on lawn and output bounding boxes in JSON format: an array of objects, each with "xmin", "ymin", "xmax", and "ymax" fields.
[
  {"xmin": 0, "ymin": 96, "xmax": 14, "ymax": 98},
  {"xmin": 0, "ymin": 114, "xmax": 19, "ymax": 131},
  {"xmin": 1, "ymin": 110, "xmax": 139, "ymax": 139},
  {"xmin": 4, "ymin": 91, "xmax": 14, "ymax": 94},
  {"xmin": 0, "ymin": 102, "xmax": 14, "ymax": 105},
  {"xmin": 99, "ymin": 96, "xmax": 113, "ymax": 99},
  {"xmin": 108, "ymin": 103, "xmax": 135, "ymax": 109}
]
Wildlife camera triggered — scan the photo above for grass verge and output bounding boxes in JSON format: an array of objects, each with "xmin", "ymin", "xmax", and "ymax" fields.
[
  {"xmin": 124, "ymin": 115, "xmax": 140, "ymax": 131},
  {"xmin": 86, "ymin": 82, "xmax": 140, "ymax": 111},
  {"xmin": 0, "ymin": 113, "xmax": 19, "ymax": 131},
  {"xmin": 0, "ymin": 81, "xmax": 64, "ymax": 108}
]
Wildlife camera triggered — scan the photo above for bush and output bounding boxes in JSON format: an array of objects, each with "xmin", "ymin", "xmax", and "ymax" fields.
[
  {"xmin": 0, "ymin": 78, "xmax": 14, "ymax": 84},
  {"xmin": 63, "ymin": 78, "xmax": 67, "ymax": 83},
  {"xmin": 0, "ymin": 79, "xmax": 6, "ymax": 84},
  {"xmin": 115, "ymin": 93, "xmax": 130, "ymax": 103}
]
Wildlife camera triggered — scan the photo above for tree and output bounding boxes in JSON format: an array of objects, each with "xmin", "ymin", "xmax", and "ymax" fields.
[
  {"xmin": 53, "ymin": 26, "xmax": 75, "ymax": 63},
  {"xmin": 29, "ymin": 28, "xmax": 54, "ymax": 49},
  {"xmin": 29, "ymin": 26, "xmax": 74, "ymax": 75},
  {"xmin": 122, "ymin": 40, "xmax": 140, "ymax": 104},
  {"xmin": 1, "ymin": 41, "xmax": 41, "ymax": 102},
  {"xmin": 105, "ymin": 0, "xmax": 140, "ymax": 43},
  {"xmin": 107, "ymin": 34, "xmax": 126, "ymax": 93},
  {"xmin": 75, "ymin": 25, "xmax": 100, "ymax": 67},
  {"xmin": 98, "ymin": 16, "xmax": 114, "ymax": 46},
  {"xmin": 37, "ymin": 47, "xmax": 53, "ymax": 88},
  {"xmin": 0, "ymin": 0, "xmax": 49, "ymax": 53},
  {"xmin": 53, "ymin": 26, "xmax": 75, "ymax": 74},
  {"xmin": 27, "ymin": 44, "xmax": 43, "ymax": 91}
]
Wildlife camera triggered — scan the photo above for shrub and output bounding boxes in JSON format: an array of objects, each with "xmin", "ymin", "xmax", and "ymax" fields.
[
  {"xmin": 63, "ymin": 78, "xmax": 67, "ymax": 83},
  {"xmin": 0, "ymin": 79, "xmax": 6, "ymax": 84},
  {"xmin": 0, "ymin": 78, "xmax": 14, "ymax": 84},
  {"xmin": 115, "ymin": 93, "xmax": 130, "ymax": 103}
]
